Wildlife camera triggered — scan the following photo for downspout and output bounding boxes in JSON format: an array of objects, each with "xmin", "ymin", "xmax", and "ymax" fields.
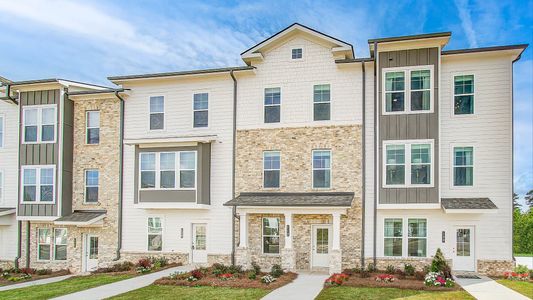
[
  {"xmin": 25, "ymin": 221, "xmax": 30, "ymax": 268},
  {"xmin": 14, "ymin": 89, "xmax": 21, "ymax": 268},
  {"xmin": 0, "ymin": 84, "xmax": 19, "ymax": 104},
  {"xmin": 373, "ymin": 41, "xmax": 378, "ymax": 267},
  {"xmin": 230, "ymin": 70, "xmax": 237, "ymax": 265},
  {"xmin": 361, "ymin": 60, "xmax": 366, "ymax": 268},
  {"xmin": 15, "ymin": 221, "xmax": 21, "ymax": 268},
  {"xmin": 113, "ymin": 91, "xmax": 125, "ymax": 261}
]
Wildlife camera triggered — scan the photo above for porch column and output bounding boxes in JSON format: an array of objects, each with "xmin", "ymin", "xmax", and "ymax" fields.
[
  {"xmin": 332, "ymin": 212, "xmax": 341, "ymax": 250},
  {"xmin": 239, "ymin": 212, "xmax": 247, "ymax": 248},
  {"xmin": 281, "ymin": 212, "xmax": 296, "ymax": 270},
  {"xmin": 284, "ymin": 212, "xmax": 292, "ymax": 249}
]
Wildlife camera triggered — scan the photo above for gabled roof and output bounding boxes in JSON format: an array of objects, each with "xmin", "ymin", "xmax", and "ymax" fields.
[
  {"xmin": 224, "ymin": 192, "xmax": 354, "ymax": 207},
  {"xmin": 108, "ymin": 66, "xmax": 254, "ymax": 83},
  {"xmin": 241, "ymin": 23, "xmax": 354, "ymax": 64},
  {"xmin": 0, "ymin": 76, "xmax": 11, "ymax": 85}
]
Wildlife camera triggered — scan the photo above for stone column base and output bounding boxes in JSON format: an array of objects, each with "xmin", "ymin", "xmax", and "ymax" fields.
[
  {"xmin": 235, "ymin": 247, "xmax": 250, "ymax": 268},
  {"xmin": 329, "ymin": 249, "xmax": 342, "ymax": 274},
  {"xmin": 281, "ymin": 248, "xmax": 296, "ymax": 271}
]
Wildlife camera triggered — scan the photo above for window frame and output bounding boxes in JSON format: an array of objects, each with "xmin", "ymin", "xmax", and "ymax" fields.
[
  {"xmin": 262, "ymin": 217, "xmax": 280, "ymax": 255},
  {"xmin": 37, "ymin": 228, "xmax": 52, "ymax": 261},
  {"xmin": 22, "ymin": 105, "xmax": 57, "ymax": 144},
  {"xmin": 138, "ymin": 151, "xmax": 197, "ymax": 191},
  {"xmin": 313, "ymin": 84, "xmax": 331, "ymax": 121},
  {"xmin": 383, "ymin": 218, "xmax": 403, "ymax": 257},
  {"xmin": 451, "ymin": 145, "xmax": 475, "ymax": 188},
  {"xmin": 53, "ymin": 228, "xmax": 68, "ymax": 261},
  {"xmin": 148, "ymin": 96, "xmax": 165, "ymax": 131},
  {"xmin": 86, "ymin": 110, "xmax": 100, "ymax": 145},
  {"xmin": 407, "ymin": 218, "xmax": 427, "ymax": 258},
  {"xmin": 84, "ymin": 169, "xmax": 99, "ymax": 203},
  {"xmin": 452, "ymin": 74, "xmax": 475, "ymax": 116},
  {"xmin": 382, "ymin": 140, "xmax": 434, "ymax": 188},
  {"xmin": 263, "ymin": 87, "xmax": 281, "ymax": 123},
  {"xmin": 20, "ymin": 165, "xmax": 56, "ymax": 204},
  {"xmin": 291, "ymin": 47, "xmax": 303, "ymax": 60},
  {"xmin": 147, "ymin": 216, "xmax": 163, "ymax": 252},
  {"xmin": 383, "ymin": 217, "xmax": 428, "ymax": 258},
  {"xmin": 192, "ymin": 92, "xmax": 209, "ymax": 128},
  {"xmin": 312, "ymin": 149, "xmax": 332, "ymax": 189},
  {"xmin": 382, "ymin": 65, "xmax": 434, "ymax": 115},
  {"xmin": 263, "ymin": 151, "xmax": 281, "ymax": 189}
]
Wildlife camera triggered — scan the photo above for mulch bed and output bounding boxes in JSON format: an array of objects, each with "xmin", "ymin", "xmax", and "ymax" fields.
[
  {"xmin": 156, "ymin": 272, "xmax": 298, "ymax": 290},
  {"xmin": 92, "ymin": 262, "xmax": 181, "ymax": 276},
  {"xmin": 0, "ymin": 269, "xmax": 70, "ymax": 286},
  {"xmin": 328, "ymin": 272, "xmax": 462, "ymax": 291}
]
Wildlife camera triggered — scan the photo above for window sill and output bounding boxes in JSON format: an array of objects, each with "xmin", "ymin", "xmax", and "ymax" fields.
[{"xmin": 134, "ymin": 202, "xmax": 210, "ymax": 209}]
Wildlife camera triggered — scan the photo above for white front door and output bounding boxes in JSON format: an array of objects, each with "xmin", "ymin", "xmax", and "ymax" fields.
[
  {"xmin": 312, "ymin": 225, "xmax": 332, "ymax": 268},
  {"xmin": 453, "ymin": 226, "xmax": 475, "ymax": 271},
  {"xmin": 192, "ymin": 224, "xmax": 207, "ymax": 264},
  {"xmin": 85, "ymin": 235, "xmax": 99, "ymax": 272}
]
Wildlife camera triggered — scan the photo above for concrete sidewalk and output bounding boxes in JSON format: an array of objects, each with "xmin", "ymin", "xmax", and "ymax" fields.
[
  {"xmin": 0, "ymin": 274, "xmax": 73, "ymax": 291},
  {"xmin": 51, "ymin": 265, "xmax": 193, "ymax": 300},
  {"xmin": 455, "ymin": 275, "xmax": 530, "ymax": 300},
  {"xmin": 262, "ymin": 271, "xmax": 329, "ymax": 300}
]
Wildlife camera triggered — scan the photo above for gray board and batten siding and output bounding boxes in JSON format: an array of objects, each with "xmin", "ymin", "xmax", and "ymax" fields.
[{"xmin": 378, "ymin": 48, "xmax": 439, "ymax": 204}]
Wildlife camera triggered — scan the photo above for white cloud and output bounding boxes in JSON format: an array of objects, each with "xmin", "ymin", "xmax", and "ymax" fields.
[{"xmin": 454, "ymin": 0, "xmax": 478, "ymax": 47}]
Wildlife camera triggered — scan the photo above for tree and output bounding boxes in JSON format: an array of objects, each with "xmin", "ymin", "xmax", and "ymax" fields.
[
  {"xmin": 525, "ymin": 189, "xmax": 533, "ymax": 210},
  {"xmin": 513, "ymin": 193, "xmax": 521, "ymax": 210}
]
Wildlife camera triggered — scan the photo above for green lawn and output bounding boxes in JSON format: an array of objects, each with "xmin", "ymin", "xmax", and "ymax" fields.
[
  {"xmin": 108, "ymin": 285, "xmax": 270, "ymax": 300},
  {"xmin": 497, "ymin": 279, "xmax": 533, "ymax": 298},
  {"xmin": 0, "ymin": 274, "xmax": 134, "ymax": 300},
  {"xmin": 515, "ymin": 253, "xmax": 533, "ymax": 257},
  {"xmin": 316, "ymin": 287, "xmax": 474, "ymax": 300}
]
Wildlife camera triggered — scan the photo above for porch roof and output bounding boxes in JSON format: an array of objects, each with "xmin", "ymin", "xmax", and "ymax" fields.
[
  {"xmin": 224, "ymin": 192, "xmax": 354, "ymax": 207},
  {"xmin": 54, "ymin": 210, "xmax": 107, "ymax": 226},
  {"xmin": 441, "ymin": 198, "xmax": 497, "ymax": 213}
]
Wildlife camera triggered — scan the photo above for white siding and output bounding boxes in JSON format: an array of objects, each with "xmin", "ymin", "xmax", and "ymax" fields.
[
  {"xmin": 121, "ymin": 76, "xmax": 234, "ymax": 256},
  {"xmin": 363, "ymin": 62, "xmax": 376, "ymax": 259},
  {"xmin": 0, "ymin": 99, "xmax": 19, "ymax": 260},
  {"xmin": 237, "ymin": 36, "xmax": 362, "ymax": 129}
]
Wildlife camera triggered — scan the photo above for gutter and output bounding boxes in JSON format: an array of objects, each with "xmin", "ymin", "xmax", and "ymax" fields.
[
  {"xmin": 373, "ymin": 41, "xmax": 378, "ymax": 267},
  {"xmin": 230, "ymin": 70, "xmax": 237, "ymax": 265},
  {"xmin": 361, "ymin": 60, "xmax": 366, "ymax": 268},
  {"xmin": 0, "ymin": 84, "xmax": 19, "ymax": 104},
  {"xmin": 113, "ymin": 91, "xmax": 125, "ymax": 261}
]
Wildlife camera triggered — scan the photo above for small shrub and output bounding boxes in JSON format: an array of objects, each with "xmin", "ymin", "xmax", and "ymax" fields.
[
  {"xmin": 404, "ymin": 263, "xmax": 415, "ymax": 276},
  {"xmin": 20, "ymin": 268, "xmax": 36, "ymax": 275},
  {"xmin": 395, "ymin": 269, "xmax": 406, "ymax": 279},
  {"xmin": 190, "ymin": 268, "xmax": 205, "ymax": 280},
  {"xmin": 247, "ymin": 271, "xmax": 257, "ymax": 280},
  {"xmin": 212, "ymin": 263, "xmax": 228, "ymax": 276},
  {"xmin": 8, "ymin": 274, "xmax": 31, "ymax": 282},
  {"xmin": 430, "ymin": 248, "xmax": 448, "ymax": 273},
  {"xmin": 2, "ymin": 271, "xmax": 10, "ymax": 279},
  {"xmin": 366, "ymin": 263, "xmax": 377, "ymax": 272},
  {"xmin": 385, "ymin": 265, "xmax": 396, "ymax": 274},
  {"xmin": 375, "ymin": 274, "xmax": 395, "ymax": 283},
  {"xmin": 137, "ymin": 258, "xmax": 152, "ymax": 268},
  {"xmin": 423, "ymin": 265, "xmax": 430, "ymax": 274},
  {"xmin": 228, "ymin": 265, "xmax": 243, "ymax": 274},
  {"xmin": 359, "ymin": 271, "xmax": 371, "ymax": 278},
  {"xmin": 150, "ymin": 256, "xmax": 169, "ymax": 268},
  {"xmin": 514, "ymin": 264, "xmax": 529, "ymax": 274},
  {"xmin": 219, "ymin": 273, "xmax": 233, "ymax": 281},
  {"xmin": 415, "ymin": 271, "xmax": 426, "ymax": 281},
  {"xmin": 36, "ymin": 269, "xmax": 52, "ymax": 275},
  {"xmin": 325, "ymin": 273, "xmax": 349, "ymax": 286},
  {"xmin": 261, "ymin": 274, "xmax": 276, "ymax": 284},
  {"xmin": 251, "ymin": 261, "xmax": 261, "ymax": 274},
  {"xmin": 503, "ymin": 271, "xmax": 529, "ymax": 281},
  {"xmin": 424, "ymin": 272, "xmax": 455, "ymax": 287},
  {"xmin": 169, "ymin": 271, "xmax": 188, "ymax": 280},
  {"xmin": 342, "ymin": 268, "xmax": 355, "ymax": 276},
  {"xmin": 270, "ymin": 264, "xmax": 284, "ymax": 278}
]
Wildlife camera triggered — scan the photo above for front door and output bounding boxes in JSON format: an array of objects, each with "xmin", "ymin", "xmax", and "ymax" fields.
[
  {"xmin": 453, "ymin": 226, "xmax": 475, "ymax": 271},
  {"xmin": 192, "ymin": 224, "xmax": 207, "ymax": 264},
  {"xmin": 85, "ymin": 235, "xmax": 99, "ymax": 272},
  {"xmin": 312, "ymin": 225, "xmax": 332, "ymax": 268}
]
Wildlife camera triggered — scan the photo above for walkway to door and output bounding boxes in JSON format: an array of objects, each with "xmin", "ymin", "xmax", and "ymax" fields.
[
  {"xmin": 455, "ymin": 274, "xmax": 530, "ymax": 300},
  {"xmin": 261, "ymin": 270, "xmax": 329, "ymax": 300}
]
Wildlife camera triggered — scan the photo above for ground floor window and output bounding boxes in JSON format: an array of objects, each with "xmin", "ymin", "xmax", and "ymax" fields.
[
  {"xmin": 262, "ymin": 217, "xmax": 280, "ymax": 254},
  {"xmin": 38, "ymin": 228, "xmax": 52, "ymax": 260},
  {"xmin": 54, "ymin": 228, "xmax": 67, "ymax": 260},
  {"xmin": 384, "ymin": 218, "xmax": 403, "ymax": 256},
  {"xmin": 148, "ymin": 217, "xmax": 163, "ymax": 251},
  {"xmin": 407, "ymin": 219, "xmax": 427, "ymax": 257},
  {"xmin": 37, "ymin": 227, "xmax": 67, "ymax": 261},
  {"xmin": 384, "ymin": 218, "xmax": 427, "ymax": 257}
]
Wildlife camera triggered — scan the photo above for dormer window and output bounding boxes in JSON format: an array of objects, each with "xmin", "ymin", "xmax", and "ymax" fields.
[{"xmin": 291, "ymin": 48, "xmax": 303, "ymax": 59}]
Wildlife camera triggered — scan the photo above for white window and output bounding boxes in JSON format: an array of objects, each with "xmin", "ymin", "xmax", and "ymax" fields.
[
  {"xmin": 148, "ymin": 217, "xmax": 162, "ymax": 251},
  {"xmin": 453, "ymin": 147, "xmax": 474, "ymax": 186},
  {"xmin": 383, "ymin": 140, "xmax": 433, "ymax": 187},
  {"xmin": 454, "ymin": 75, "xmax": 474, "ymax": 115},
  {"xmin": 384, "ymin": 218, "xmax": 427, "ymax": 257},
  {"xmin": 38, "ymin": 228, "xmax": 51, "ymax": 260},
  {"xmin": 383, "ymin": 66, "xmax": 433, "ymax": 114},
  {"xmin": 149, "ymin": 96, "xmax": 164, "ymax": 130},
  {"xmin": 262, "ymin": 217, "xmax": 280, "ymax": 254},
  {"xmin": 22, "ymin": 166, "xmax": 55, "ymax": 203},
  {"xmin": 264, "ymin": 88, "xmax": 281, "ymax": 123},
  {"xmin": 139, "ymin": 151, "xmax": 197, "ymax": 190},
  {"xmin": 86, "ymin": 111, "xmax": 100, "ymax": 144},
  {"xmin": 313, "ymin": 150, "xmax": 331, "ymax": 188},
  {"xmin": 0, "ymin": 115, "xmax": 4, "ymax": 148},
  {"xmin": 263, "ymin": 151, "xmax": 281, "ymax": 188},
  {"xmin": 291, "ymin": 48, "xmax": 303, "ymax": 59},
  {"xmin": 85, "ymin": 170, "xmax": 99, "ymax": 203},
  {"xmin": 313, "ymin": 84, "xmax": 330, "ymax": 121},
  {"xmin": 193, "ymin": 93, "xmax": 208, "ymax": 128},
  {"xmin": 23, "ymin": 106, "xmax": 56, "ymax": 143},
  {"xmin": 54, "ymin": 228, "xmax": 67, "ymax": 260}
]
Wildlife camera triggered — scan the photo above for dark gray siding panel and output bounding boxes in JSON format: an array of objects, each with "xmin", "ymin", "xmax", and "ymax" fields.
[
  {"xmin": 139, "ymin": 190, "xmax": 196, "ymax": 203},
  {"xmin": 61, "ymin": 95, "xmax": 74, "ymax": 216},
  {"xmin": 378, "ymin": 48, "xmax": 439, "ymax": 204},
  {"xmin": 197, "ymin": 143, "xmax": 211, "ymax": 205}
]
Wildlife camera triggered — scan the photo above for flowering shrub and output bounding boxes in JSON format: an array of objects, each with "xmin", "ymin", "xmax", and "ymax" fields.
[
  {"xmin": 325, "ymin": 273, "xmax": 350, "ymax": 286},
  {"xmin": 7, "ymin": 273, "xmax": 32, "ymax": 282},
  {"xmin": 424, "ymin": 272, "xmax": 455, "ymax": 287},
  {"xmin": 20, "ymin": 268, "xmax": 36, "ymax": 275},
  {"xmin": 375, "ymin": 274, "xmax": 395, "ymax": 283},
  {"xmin": 135, "ymin": 258, "xmax": 153, "ymax": 273},
  {"xmin": 219, "ymin": 273, "xmax": 233, "ymax": 281},
  {"xmin": 190, "ymin": 269, "xmax": 205, "ymax": 280},
  {"xmin": 261, "ymin": 274, "xmax": 277, "ymax": 284},
  {"xmin": 503, "ymin": 272, "xmax": 529, "ymax": 281}
]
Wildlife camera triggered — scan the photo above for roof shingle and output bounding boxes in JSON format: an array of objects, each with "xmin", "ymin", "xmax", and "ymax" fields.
[{"xmin": 224, "ymin": 192, "xmax": 354, "ymax": 207}]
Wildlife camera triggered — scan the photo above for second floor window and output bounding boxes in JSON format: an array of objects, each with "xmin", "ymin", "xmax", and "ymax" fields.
[
  {"xmin": 22, "ymin": 166, "xmax": 55, "ymax": 203},
  {"xmin": 86, "ymin": 111, "xmax": 100, "ymax": 144},
  {"xmin": 140, "ymin": 151, "xmax": 196, "ymax": 190},
  {"xmin": 85, "ymin": 170, "xmax": 99, "ymax": 203},
  {"xmin": 263, "ymin": 151, "xmax": 280, "ymax": 188},
  {"xmin": 314, "ymin": 84, "xmax": 331, "ymax": 121},
  {"xmin": 264, "ymin": 88, "xmax": 281, "ymax": 123},
  {"xmin": 149, "ymin": 96, "xmax": 164, "ymax": 130},
  {"xmin": 454, "ymin": 147, "xmax": 473, "ymax": 186},
  {"xmin": 384, "ymin": 67, "xmax": 432, "ymax": 114},
  {"xmin": 148, "ymin": 217, "xmax": 162, "ymax": 251},
  {"xmin": 384, "ymin": 141, "xmax": 432, "ymax": 187},
  {"xmin": 193, "ymin": 93, "xmax": 209, "ymax": 128},
  {"xmin": 23, "ymin": 106, "xmax": 56, "ymax": 143},
  {"xmin": 385, "ymin": 72, "xmax": 405, "ymax": 112},
  {"xmin": 454, "ymin": 75, "xmax": 474, "ymax": 115},
  {"xmin": 313, "ymin": 150, "xmax": 331, "ymax": 188}
]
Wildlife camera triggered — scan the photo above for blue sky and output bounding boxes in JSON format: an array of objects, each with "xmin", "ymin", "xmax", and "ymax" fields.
[{"xmin": 0, "ymin": 0, "xmax": 531, "ymax": 206}]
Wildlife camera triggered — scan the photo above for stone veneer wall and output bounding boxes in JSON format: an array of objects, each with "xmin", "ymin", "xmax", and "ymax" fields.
[
  {"xmin": 374, "ymin": 258, "xmax": 433, "ymax": 272},
  {"xmin": 120, "ymin": 251, "xmax": 189, "ymax": 266},
  {"xmin": 477, "ymin": 260, "xmax": 515, "ymax": 276},
  {"xmin": 235, "ymin": 125, "xmax": 363, "ymax": 271}
]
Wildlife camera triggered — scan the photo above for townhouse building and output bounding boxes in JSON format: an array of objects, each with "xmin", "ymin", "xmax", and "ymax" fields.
[{"xmin": 0, "ymin": 23, "xmax": 526, "ymax": 276}]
